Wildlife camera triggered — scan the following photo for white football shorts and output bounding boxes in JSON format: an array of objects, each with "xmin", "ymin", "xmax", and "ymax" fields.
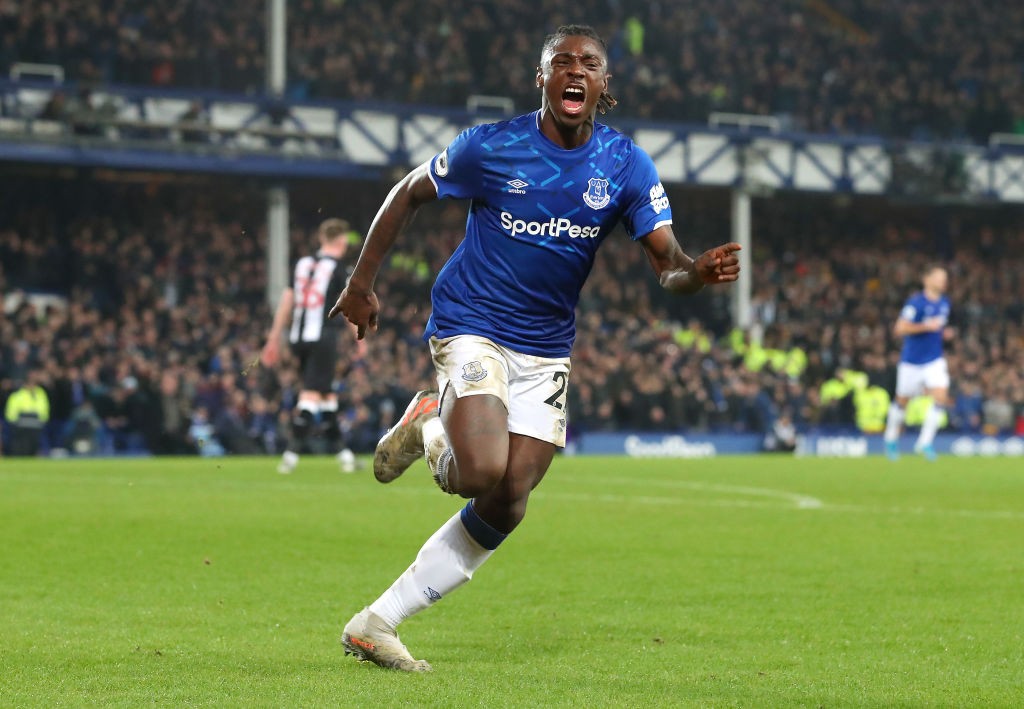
[
  {"xmin": 895, "ymin": 357, "xmax": 950, "ymax": 398},
  {"xmin": 429, "ymin": 335, "xmax": 570, "ymax": 447}
]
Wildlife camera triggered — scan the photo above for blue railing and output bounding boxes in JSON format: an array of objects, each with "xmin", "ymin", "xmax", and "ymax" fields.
[{"xmin": 1, "ymin": 79, "xmax": 1022, "ymax": 202}]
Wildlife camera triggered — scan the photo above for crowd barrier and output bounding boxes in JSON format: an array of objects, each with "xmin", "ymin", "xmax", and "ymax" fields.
[{"xmin": 572, "ymin": 431, "xmax": 1024, "ymax": 458}]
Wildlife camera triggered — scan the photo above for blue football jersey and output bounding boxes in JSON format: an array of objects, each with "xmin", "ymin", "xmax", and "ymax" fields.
[
  {"xmin": 898, "ymin": 292, "xmax": 950, "ymax": 364},
  {"xmin": 425, "ymin": 111, "xmax": 673, "ymax": 357}
]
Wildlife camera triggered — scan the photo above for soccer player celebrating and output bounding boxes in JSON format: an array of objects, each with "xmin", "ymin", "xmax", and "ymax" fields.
[
  {"xmin": 262, "ymin": 218, "xmax": 363, "ymax": 474},
  {"xmin": 330, "ymin": 25, "xmax": 741, "ymax": 671},
  {"xmin": 884, "ymin": 264, "xmax": 953, "ymax": 461}
]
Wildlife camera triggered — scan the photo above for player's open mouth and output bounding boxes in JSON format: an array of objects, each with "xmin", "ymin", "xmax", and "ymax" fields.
[{"xmin": 562, "ymin": 85, "xmax": 585, "ymax": 115}]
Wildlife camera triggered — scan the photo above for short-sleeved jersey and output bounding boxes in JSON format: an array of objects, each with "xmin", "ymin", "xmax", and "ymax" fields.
[
  {"xmin": 425, "ymin": 111, "xmax": 673, "ymax": 357},
  {"xmin": 288, "ymin": 252, "xmax": 347, "ymax": 344},
  {"xmin": 898, "ymin": 292, "xmax": 950, "ymax": 364}
]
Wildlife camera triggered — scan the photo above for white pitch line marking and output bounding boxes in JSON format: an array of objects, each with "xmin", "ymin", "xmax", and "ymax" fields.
[
  {"xmin": 528, "ymin": 488, "xmax": 1024, "ymax": 520},
  {"xmin": 583, "ymin": 477, "xmax": 824, "ymax": 509},
  {"xmin": 4, "ymin": 470, "xmax": 1024, "ymax": 520}
]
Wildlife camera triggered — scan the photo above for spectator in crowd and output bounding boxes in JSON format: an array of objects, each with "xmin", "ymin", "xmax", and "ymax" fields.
[
  {"xmin": 187, "ymin": 406, "xmax": 224, "ymax": 457},
  {"xmin": 97, "ymin": 375, "xmax": 151, "ymax": 453},
  {"xmin": 215, "ymin": 389, "xmax": 263, "ymax": 455},
  {"xmin": 153, "ymin": 370, "xmax": 195, "ymax": 455},
  {"xmin": 246, "ymin": 394, "xmax": 279, "ymax": 454},
  {"xmin": 177, "ymin": 100, "xmax": 209, "ymax": 144},
  {"xmin": 952, "ymin": 381, "xmax": 984, "ymax": 433},
  {"xmin": 37, "ymin": 90, "xmax": 68, "ymax": 122},
  {"xmin": 982, "ymin": 389, "xmax": 1015, "ymax": 435},
  {"xmin": 4, "ymin": 369, "xmax": 50, "ymax": 456},
  {"xmin": 764, "ymin": 410, "xmax": 797, "ymax": 453},
  {"xmin": 66, "ymin": 399, "xmax": 103, "ymax": 455}
]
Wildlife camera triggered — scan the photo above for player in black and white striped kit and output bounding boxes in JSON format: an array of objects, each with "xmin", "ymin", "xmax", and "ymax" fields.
[{"xmin": 262, "ymin": 218, "xmax": 364, "ymax": 473}]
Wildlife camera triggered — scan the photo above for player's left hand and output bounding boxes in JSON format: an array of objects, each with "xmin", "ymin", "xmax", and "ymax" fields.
[
  {"xmin": 695, "ymin": 242, "xmax": 742, "ymax": 284},
  {"xmin": 330, "ymin": 286, "xmax": 379, "ymax": 339}
]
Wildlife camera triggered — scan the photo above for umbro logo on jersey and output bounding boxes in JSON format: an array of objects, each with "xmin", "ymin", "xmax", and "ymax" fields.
[
  {"xmin": 424, "ymin": 587, "xmax": 442, "ymax": 602},
  {"xmin": 506, "ymin": 179, "xmax": 529, "ymax": 195}
]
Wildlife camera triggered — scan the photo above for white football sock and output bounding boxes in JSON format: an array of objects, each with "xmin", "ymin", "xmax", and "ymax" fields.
[
  {"xmin": 884, "ymin": 403, "xmax": 905, "ymax": 443},
  {"xmin": 368, "ymin": 509, "xmax": 494, "ymax": 629},
  {"xmin": 422, "ymin": 417, "xmax": 446, "ymax": 451},
  {"xmin": 422, "ymin": 416, "xmax": 455, "ymax": 491},
  {"xmin": 917, "ymin": 404, "xmax": 944, "ymax": 449}
]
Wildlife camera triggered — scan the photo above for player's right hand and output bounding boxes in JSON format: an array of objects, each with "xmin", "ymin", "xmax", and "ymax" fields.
[
  {"xmin": 924, "ymin": 316, "xmax": 944, "ymax": 332},
  {"xmin": 260, "ymin": 339, "xmax": 279, "ymax": 366},
  {"xmin": 330, "ymin": 286, "xmax": 379, "ymax": 339}
]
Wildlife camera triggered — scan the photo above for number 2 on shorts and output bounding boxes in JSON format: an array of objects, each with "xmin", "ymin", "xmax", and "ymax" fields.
[{"xmin": 543, "ymin": 371, "xmax": 568, "ymax": 411}]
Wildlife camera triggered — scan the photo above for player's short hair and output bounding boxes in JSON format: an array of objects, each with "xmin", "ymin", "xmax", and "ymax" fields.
[
  {"xmin": 538, "ymin": 24, "xmax": 617, "ymax": 115},
  {"xmin": 923, "ymin": 263, "xmax": 946, "ymax": 277},
  {"xmin": 540, "ymin": 24, "xmax": 608, "ymax": 64},
  {"xmin": 318, "ymin": 218, "xmax": 350, "ymax": 243}
]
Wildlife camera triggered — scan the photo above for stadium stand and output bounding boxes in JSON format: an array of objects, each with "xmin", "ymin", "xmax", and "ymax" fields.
[
  {"xmin": 1, "ymin": 0, "xmax": 1022, "ymax": 142},
  {"xmin": 2, "ymin": 176, "xmax": 1022, "ymax": 455}
]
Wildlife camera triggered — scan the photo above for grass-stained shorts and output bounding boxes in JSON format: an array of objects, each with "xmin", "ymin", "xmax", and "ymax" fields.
[{"xmin": 429, "ymin": 335, "xmax": 571, "ymax": 447}]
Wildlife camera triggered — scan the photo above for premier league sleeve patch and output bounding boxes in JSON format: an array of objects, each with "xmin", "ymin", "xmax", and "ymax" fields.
[
  {"xmin": 434, "ymin": 147, "xmax": 450, "ymax": 177},
  {"xmin": 428, "ymin": 126, "xmax": 485, "ymax": 200}
]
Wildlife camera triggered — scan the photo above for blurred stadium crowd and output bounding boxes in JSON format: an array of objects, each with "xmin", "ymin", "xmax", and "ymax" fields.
[
  {"xmin": 2, "ymin": 178, "xmax": 1022, "ymax": 456},
  {"xmin": 1, "ymin": 0, "xmax": 1022, "ymax": 142}
]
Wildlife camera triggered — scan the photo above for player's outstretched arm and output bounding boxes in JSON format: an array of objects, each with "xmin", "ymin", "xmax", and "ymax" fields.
[
  {"xmin": 639, "ymin": 225, "xmax": 741, "ymax": 295},
  {"xmin": 329, "ymin": 162, "xmax": 438, "ymax": 338}
]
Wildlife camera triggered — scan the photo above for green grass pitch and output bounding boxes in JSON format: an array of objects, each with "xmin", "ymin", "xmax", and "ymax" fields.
[{"xmin": 2, "ymin": 454, "xmax": 1022, "ymax": 707}]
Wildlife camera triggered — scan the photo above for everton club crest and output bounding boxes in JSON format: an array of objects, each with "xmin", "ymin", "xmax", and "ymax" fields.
[
  {"xmin": 461, "ymin": 361, "xmax": 487, "ymax": 382},
  {"xmin": 583, "ymin": 177, "xmax": 611, "ymax": 210}
]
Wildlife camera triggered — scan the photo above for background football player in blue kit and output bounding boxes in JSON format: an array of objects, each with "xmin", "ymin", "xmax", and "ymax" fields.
[
  {"xmin": 884, "ymin": 265, "xmax": 954, "ymax": 460},
  {"xmin": 330, "ymin": 25, "xmax": 742, "ymax": 672}
]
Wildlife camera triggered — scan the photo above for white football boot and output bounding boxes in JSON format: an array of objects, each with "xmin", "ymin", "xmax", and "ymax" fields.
[
  {"xmin": 341, "ymin": 608, "xmax": 432, "ymax": 672},
  {"xmin": 277, "ymin": 450, "xmax": 299, "ymax": 474},
  {"xmin": 337, "ymin": 448, "xmax": 357, "ymax": 473},
  {"xmin": 373, "ymin": 391, "xmax": 439, "ymax": 483}
]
